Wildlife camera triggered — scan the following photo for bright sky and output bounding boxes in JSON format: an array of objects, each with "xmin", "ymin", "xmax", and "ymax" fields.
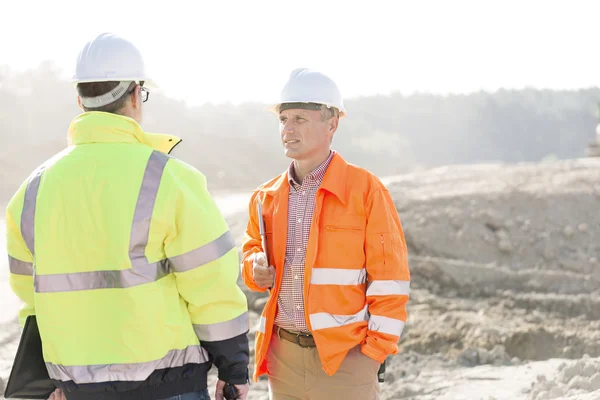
[{"xmin": 1, "ymin": 0, "xmax": 599, "ymax": 107}]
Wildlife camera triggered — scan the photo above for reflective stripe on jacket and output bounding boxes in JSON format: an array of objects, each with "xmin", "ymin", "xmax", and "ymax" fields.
[
  {"xmin": 241, "ymin": 152, "xmax": 410, "ymax": 381},
  {"xmin": 6, "ymin": 112, "xmax": 249, "ymax": 393}
]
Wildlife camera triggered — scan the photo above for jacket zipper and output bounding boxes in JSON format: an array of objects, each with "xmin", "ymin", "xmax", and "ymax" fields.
[
  {"xmin": 381, "ymin": 234, "xmax": 386, "ymax": 265},
  {"xmin": 325, "ymin": 225, "xmax": 362, "ymax": 232}
]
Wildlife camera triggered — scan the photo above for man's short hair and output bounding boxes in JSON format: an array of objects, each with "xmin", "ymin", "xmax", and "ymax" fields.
[
  {"xmin": 319, "ymin": 104, "xmax": 339, "ymax": 121},
  {"xmin": 77, "ymin": 81, "xmax": 135, "ymax": 113}
]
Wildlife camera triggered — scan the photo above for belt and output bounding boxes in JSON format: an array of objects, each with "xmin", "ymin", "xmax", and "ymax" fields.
[{"xmin": 274, "ymin": 326, "xmax": 316, "ymax": 348}]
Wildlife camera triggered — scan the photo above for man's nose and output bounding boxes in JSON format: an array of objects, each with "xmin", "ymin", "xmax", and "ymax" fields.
[{"xmin": 281, "ymin": 121, "xmax": 294, "ymax": 135}]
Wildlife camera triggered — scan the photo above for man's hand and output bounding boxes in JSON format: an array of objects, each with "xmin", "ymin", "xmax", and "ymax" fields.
[
  {"xmin": 215, "ymin": 379, "xmax": 249, "ymax": 400},
  {"xmin": 252, "ymin": 252, "xmax": 275, "ymax": 289},
  {"xmin": 48, "ymin": 388, "xmax": 66, "ymax": 400}
]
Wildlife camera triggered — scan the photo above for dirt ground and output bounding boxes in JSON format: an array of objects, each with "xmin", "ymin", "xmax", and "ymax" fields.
[{"xmin": 2, "ymin": 157, "xmax": 600, "ymax": 399}]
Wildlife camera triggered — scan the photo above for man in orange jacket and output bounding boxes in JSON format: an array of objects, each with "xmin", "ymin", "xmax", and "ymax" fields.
[{"xmin": 240, "ymin": 68, "xmax": 411, "ymax": 400}]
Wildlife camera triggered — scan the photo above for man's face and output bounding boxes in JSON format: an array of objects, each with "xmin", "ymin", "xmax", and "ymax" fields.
[{"xmin": 279, "ymin": 108, "xmax": 334, "ymax": 160}]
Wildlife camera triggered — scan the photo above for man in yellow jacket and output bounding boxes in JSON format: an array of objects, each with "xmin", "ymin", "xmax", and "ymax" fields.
[
  {"xmin": 6, "ymin": 32, "xmax": 250, "ymax": 400},
  {"xmin": 240, "ymin": 68, "xmax": 411, "ymax": 399}
]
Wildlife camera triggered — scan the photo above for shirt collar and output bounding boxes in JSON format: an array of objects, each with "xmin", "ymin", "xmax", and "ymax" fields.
[{"xmin": 288, "ymin": 150, "xmax": 335, "ymax": 188}]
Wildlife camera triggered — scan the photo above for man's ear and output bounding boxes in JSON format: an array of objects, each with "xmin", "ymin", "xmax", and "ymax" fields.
[
  {"xmin": 328, "ymin": 115, "xmax": 339, "ymax": 133},
  {"xmin": 77, "ymin": 96, "xmax": 84, "ymax": 111},
  {"xmin": 131, "ymin": 85, "xmax": 141, "ymax": 110}
]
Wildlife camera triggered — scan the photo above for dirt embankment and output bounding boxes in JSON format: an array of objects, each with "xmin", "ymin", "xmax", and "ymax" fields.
[{"xmin": 2, "ymin": 158, "xmax": 600, "ymax": 400}]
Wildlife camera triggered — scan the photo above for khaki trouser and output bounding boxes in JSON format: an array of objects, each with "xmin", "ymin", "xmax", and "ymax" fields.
[{"xmin": 266, "ymin": 331, "xmax": 381, "ymax": 400}]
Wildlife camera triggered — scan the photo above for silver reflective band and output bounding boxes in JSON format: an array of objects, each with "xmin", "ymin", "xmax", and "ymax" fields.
[
  {"xmin": 46, "ymin": 344, "xmax": 209, "ymax": 384},
  {"xmin": 8, "ymin": 255, "xmax": 33, "ymax": 276},
  {"xmin": 257, "ymin": 316, "xmax": 267, "ymax": 333},
  {"xmin": 366, "ymin": 280, "xmax": 410, "ymax": 296},
  {"xmin": 170, "ymin": 230, "xmax": 236, "ymax": 273},
  {"xmin": 309, "ymin": 305, "xmax": 369, "ymax": 331},
  {"xmin": 35, "ymin": 260, "xmax": 170, "ymax": 292},
  {"xmin": 310, "ymin": 268, "xmax": 367, "ymax": 285},
  {"xmin": 21, "ymin": 168, "xmax": 44, "ymax": 255},
  {"xmin": 33, "ymin": 151, "xmax": 170, "ymax": 292},
  {"xmin": 129, "ymin": 151, "xmax": 170, "ymax": 268},
  {"xmin": 80, "ymin": 81, "xmax": 133, "ymax": 108},
  {"xmin": 369, "ymin": 315, "xmax": 405, "ymax": 336},
  {"xmin": 193, "ymin": 311, "xmax": 249, "ymax": 342}
]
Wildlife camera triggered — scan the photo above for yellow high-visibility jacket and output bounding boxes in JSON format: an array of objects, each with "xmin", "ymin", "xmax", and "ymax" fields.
[{"xmin": 6, "ymin": 112, "xmax": 249, "ymax": 399}]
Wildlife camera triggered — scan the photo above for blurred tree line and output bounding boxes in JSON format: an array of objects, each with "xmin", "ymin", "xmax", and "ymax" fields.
[{"xmin": 1, "ymin": 62, "xmax": 598, "ymax": 205}]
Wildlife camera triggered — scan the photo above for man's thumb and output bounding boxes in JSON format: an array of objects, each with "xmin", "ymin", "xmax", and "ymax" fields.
[
  {"xmin": 255, "ymin": 252, "xmax": 267, "ymax": 266},
  {"xmin": 267, "ymin": 266, "xmax": 275, "ymax": 276}
]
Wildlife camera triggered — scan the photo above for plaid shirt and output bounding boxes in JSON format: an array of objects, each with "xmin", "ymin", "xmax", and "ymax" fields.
[{"xmin": 274, "ymin": 150, "xmax": 335, "ymax": 333}]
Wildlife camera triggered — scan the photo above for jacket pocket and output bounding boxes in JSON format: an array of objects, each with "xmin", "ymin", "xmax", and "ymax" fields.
[
  {"xmin": 324, "ymin": 214, "xmax": 365, "ymax": 232},
  {"xmin": 319, "ymin": 214, "xmax": 366, "ymax": 269},
  {"xmin": 325, "ymin": 225, "xmax": 363, "ymax": 232}
]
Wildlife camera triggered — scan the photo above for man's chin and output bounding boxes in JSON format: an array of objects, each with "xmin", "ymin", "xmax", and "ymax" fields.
[{"xmin": 284, "ymin": 148, "xmax": 302, "ymax": 159}]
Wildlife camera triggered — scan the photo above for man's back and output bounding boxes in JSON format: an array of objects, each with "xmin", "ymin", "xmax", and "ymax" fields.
[{"xmin": 7, "ymin": 112, "xmax": 250, "ymax": 399}]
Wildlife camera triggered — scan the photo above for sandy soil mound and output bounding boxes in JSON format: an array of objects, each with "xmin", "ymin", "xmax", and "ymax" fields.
[
  {"xmin": 1, "ymin": 158, "xmax": 599, "ymax": 400},
  {"xmin": 528, "ymin": 356, "xmax": 600, "ymax": 399}
]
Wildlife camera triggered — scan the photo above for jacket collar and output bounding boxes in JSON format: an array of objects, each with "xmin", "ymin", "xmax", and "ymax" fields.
[
  {"xmin": 67, "ymin": 111, "xmax": 182, "ymax": 154},
  {"xmin": 263, "ymin": 152, "xmax": 348, "ymax": 204}
]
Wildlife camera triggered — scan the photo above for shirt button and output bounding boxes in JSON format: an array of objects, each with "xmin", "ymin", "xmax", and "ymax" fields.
[
  {"xmin": 301, "ymin": 191, "xmax": 306, "ymax": 196},
  {"xmin": 297, "ymin": 248, "xmax": 302, "ymax": 252},
  {"xmin": 295, "ymin": 275, "xmax": 299, "ymax": 279},
  {"xmin": 297, "ymin": 218, "xmax": 302, "ymax": 223},
  {"xmin": 296, "ymin": 305, "xmax": 301, "ymax": 310}
]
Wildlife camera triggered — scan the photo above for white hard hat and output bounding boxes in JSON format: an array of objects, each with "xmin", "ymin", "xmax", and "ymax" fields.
[
  {"xmin": 72, "ymin": 32, "xmax": 156, "ymax": 89},
  {"xmin": 266, "ymin": 68, "xmax": 347, "ymax": 118}
]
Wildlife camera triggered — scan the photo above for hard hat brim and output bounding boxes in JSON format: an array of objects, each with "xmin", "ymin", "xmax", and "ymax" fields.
[
  {"xmin": 264, "ymin": 102, "xmax": 347, "ymax": 119},
  {"xmin": 71, "ymin": 77, "xmax": 158, "ymax": 90}
]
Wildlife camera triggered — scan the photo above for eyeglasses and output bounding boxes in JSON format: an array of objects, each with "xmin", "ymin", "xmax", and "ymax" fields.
[
  {"xmin": 127, "ymin": 82, "xmax": 150, "ymax": 103},
  {"xmin": 139, "ymin": 86, "xmax": 149, "ymax": 103}
]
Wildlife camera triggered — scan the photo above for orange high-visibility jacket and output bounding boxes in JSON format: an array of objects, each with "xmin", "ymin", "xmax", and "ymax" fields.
[{"xmin": 241, "ymin": 152, "xmax": 410, "ymax": 381}]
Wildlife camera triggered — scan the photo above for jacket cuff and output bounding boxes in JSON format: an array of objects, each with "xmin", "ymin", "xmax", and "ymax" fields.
[
  {"xmin": 219, "ymin": 368, "xmax": 249, "ymax": 384},
  {"xmin": 360, "ymin": 342, "xmax": 387, "ymax": 364}
]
